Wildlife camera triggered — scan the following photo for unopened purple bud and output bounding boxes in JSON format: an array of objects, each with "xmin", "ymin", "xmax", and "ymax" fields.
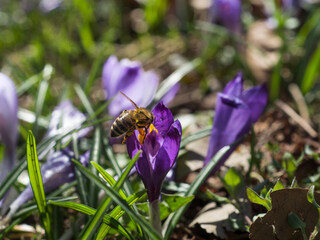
[
  {"xmin": 204, "ymin": 72, "xmax": 268, "ymax": 174},
  {"xmin": 211, "ymin": 0, "xmax": 242, "ymax": 35}
]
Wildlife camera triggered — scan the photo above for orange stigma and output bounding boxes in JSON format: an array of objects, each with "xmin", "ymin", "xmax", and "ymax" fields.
[{"xmin": 138, "ymin": 124, "xmax": 158, "ymax": 145}]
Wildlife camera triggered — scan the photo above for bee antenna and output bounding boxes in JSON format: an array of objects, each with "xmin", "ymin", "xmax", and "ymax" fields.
[{"xmin": 119, "ymin": 91, "xmax": 139, "ymax": 109}]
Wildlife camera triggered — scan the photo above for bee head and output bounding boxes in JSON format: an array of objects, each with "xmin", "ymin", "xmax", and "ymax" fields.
[{"xmin": 135, "ymin": 108, "xmax": 154, "ymax": 127}]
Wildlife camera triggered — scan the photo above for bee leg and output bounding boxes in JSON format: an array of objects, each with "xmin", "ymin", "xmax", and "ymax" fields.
[{"xmin": 122, "ymin": 131, "xmax": 133, "ymax": 144}]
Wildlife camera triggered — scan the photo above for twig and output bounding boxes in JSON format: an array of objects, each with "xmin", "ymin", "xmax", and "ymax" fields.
[
  {"xmin": 288, "ymin": 83, "xmax": 311, "ymax": 123},
  {"xmin": 275, "ymin": 100, "xmax": 318, "ymax": 138}
]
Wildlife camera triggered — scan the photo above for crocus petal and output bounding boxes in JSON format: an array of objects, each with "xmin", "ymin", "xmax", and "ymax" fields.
[
  {"xmin": 126, "ymin": 102, "xmax": 182, "ymax": 203},
  {"xmin": 6, "ymin": 150, "xmax": 89, "ymax": 218},
  {"xmin": 39, "ymin": 0, "xmax": 62, "ymax": 12},
  {"xmin": 39, "ymin": 100, "xmax": 92, "ymax": 159},
  {"xmin": 46, "ymin": 100, "xmax": 91, "ymax": 141},
  {"xmin": 220, "ymin": 92, "xmax": 245, "ymax": 108},
  {"xmin": 0, "ymin": 73, "xmax": 18, "ymax": 184},
  {"xmin": 142, "ymin": 130, "xmax": 164, "ymax": 165},
  {"xmin": 153, "ymin": 120, "xmax": 181, "ymax": 179},
  {"xmin": 212, "ymin": 0, "xmax": 242, "ymax": 34},
  {"xmin": 222, "ymin": 72, "xmax": 243, "ymax": 96},
  {"xmin": 204, "ymin": 73, "xmax": 268, "ymax": 171},
  {"xmin": 103, "ymin": 56, "xmax": 142, "ymax": 99},
  {"xmin": 0, "ymin": 73, "xmax": 18, "ymax": 149},
  {"xmin": 152, "ymin": 102, "xmax": 174, "ymax": 137},
  {"xmin": 102, "ymin": 56, "xmax": 159, "ymax": 116},
  {"xmin": 241, "ymin": 83, "xmax": 268, "ymax": 122},
  {"xmin": 161, "ymin": 83, "xmax": 180, "ymax": 106},
  {"xmin": 204, "ymin": 106, "xmax": 251, "ymax": 166},
  {"xmin": 127, "ymin": 131, "xmax": 142, "ymax": 159},
  {"xmin": 210, "ymin": 94, "xmax": 245, "ymax": 131},
  {"xmin": 108, "ymin": 71, "xmax": 158, "ymax": 116}
]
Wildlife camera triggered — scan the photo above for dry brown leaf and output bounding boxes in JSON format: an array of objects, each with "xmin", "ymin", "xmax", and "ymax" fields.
[
  {"xmin": 249, "ymin": 188, "xmax": 320, "ymax": 240},
  {"xmin": 189, "ymin": 202, "xmax": 239, "ymax": 239}
]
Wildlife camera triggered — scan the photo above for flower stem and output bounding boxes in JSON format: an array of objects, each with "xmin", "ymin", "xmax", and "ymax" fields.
[{"xmin": 149, "ymin": 199, "xmax": 162, "ymax": 237}]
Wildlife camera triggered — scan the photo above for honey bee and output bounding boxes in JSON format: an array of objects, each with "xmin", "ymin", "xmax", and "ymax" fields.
[{"xmin": 110, "ymin": 91, "xmax": 154, "ymax": 143}]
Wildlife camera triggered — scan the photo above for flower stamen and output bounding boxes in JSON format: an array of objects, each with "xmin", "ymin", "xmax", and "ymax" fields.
[{"xmin": 138, "ymin": 124, "xmax": 158, "ymax": 145}]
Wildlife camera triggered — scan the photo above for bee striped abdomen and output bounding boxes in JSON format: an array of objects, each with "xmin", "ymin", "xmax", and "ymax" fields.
[{"xmin": 110, "ymin": 110, "xmax": 135, "ymax": 137}]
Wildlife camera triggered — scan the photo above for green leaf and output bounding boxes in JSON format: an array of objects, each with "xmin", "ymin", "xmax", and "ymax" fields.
[
  {"xmin": 96, "ymin": 190, "xmax": 147, "ymax": 239},
  {"xmin": 26, "ymin": 131, "xmax": 52, "ymax": 239},
  {"xmin": 222, "ymin": 167, "xmax": 243, "ymax": 199},
  {"xmin": 272, "ymin": 179, "xmax": 285, "ymax": 192},
  {"xmin": 270, "ymin": 57, "xmax": 282, "ymax": 101},
  {"xmin": 72, "ymin": 160, "xmax": 162, "ymax": 240},
  {"xmin": 307, "ymin": 185, "xmax": 320, "ymax": 229},
  {"xmin": 88, "ymin": 127, "xmax": 102, "ymax": 207},
  {"xmin": 296, "ymin": 8, "xmax": 320, "ymax": 46},
  {"xmin": 206, "ymin": 189, "xmax": 231, "ymax": 204},
  {"xmin": 145, "ymin": 0, "xmax": 167, "ymax": 28},
  {"xmin": 307, "ymin": 185, "xmax": 320, "ymax": 209},
  {"xmin": 287, "ymin": 212, "xmax": 308, "ymax": 240},
  {"xmin": 136, "ymin": 194, "xmax": 194, "ymax": 221},
  {"xmin": 49, "ymin": 201, "xmax": 133, "ymax": 240},
  {"xmin": 72, "ymin": 135, "xmax": 88, "ymax": 206},
  {"xmin": 162, "ymin": 194, "xmax": 194, "ymax": 217},
  {"xmin": 246, "ymin": 188, "xmax": 271, "ymax": 211}
]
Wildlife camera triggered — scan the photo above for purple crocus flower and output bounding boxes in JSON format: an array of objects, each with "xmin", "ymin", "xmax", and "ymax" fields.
[
  {"xmin": 126, "ymin": 102, "xmax": 182, "ymax": 203},
  {"xmin": 204, "ymin": 72, "xmax": 268, "ymax": 173},
  {"xmin": 39, "ymin": 100, "xmax": 92, "ymax": 159},
  {"xmin": 5, "ymin": 149, "xmax": 89, "ymax": 219},
  {"xmin": 211, "ymin": 0, "xmax": 242, "ymax": 35},
  {"xmin": 102, "ymin": 55, "xmax": 159, "ymax": 116},
  {"xmin": 0, "ymin": 73, "xmax": 18, "ymax": 184}
]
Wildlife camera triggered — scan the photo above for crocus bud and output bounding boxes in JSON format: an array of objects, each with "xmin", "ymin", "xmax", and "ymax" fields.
[
  {"xmin": 204, "ymin": 72, "xmax": 268, "ymax": 174},
  {"xmin": 211, "ymin": 0, "xmax": 242, "ymax": 35},
  {"xmin": 0, "ymin": 73, "xmax": 18, "ymax": 184},
  {"xmin": 6, "ymin": 149, "xmax": 89, "ymax": 218},
  {"xmin": 39, "ymin": 100, "xmax": 92, "ymax": 159},
  {"xmin": 102, "ymin": 55, "xmax": 159, "ymax": 116},
  {"xmin": 126, "ymin": 102, "xmax": 182, "ymax": 203}
]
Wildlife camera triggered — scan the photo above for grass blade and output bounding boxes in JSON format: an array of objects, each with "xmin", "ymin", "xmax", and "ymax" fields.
[
  {"xmin": 26, "ymin": 131, "xmax": 52, "ymax": 239},
  {"xmin": 79, "ymin": 150, "xmax": 141, "ymax": 239},
  {"xmin": 74, "ymin": 84, "xmax": 95, "ymax": 115},
  {"xmin": 96, "ymin": 190, "xmax": 147, "ymax": 239},
  {"xmin": 32, "ymin": 65, "xmax": 53, "ymax": 137},
  {"xmin": 72, "ymin": 134, "xmax": 89, "ymax": 206},
  {"xmin": 180, "ymin": 126, "xmax": 211, "ymax": 148},
  {"xmin": 150, "ymin": 58, "xmax": 200, "ymax": 106},
  {"xmin": 301, "ymin": 42, "xmax": 320, "ymax": 94},
  {"xmin": 72, "ymin": 158, "xmax": 162, "ymax": 240},
  {"xmin": 49, "ymin": 201, "xmax": 133, "ymax": 240},
  {"xmin": 88, "ymin": 127, "xmax": 102, "ymax": 207},
  {"xmin": 91, "ymin": 161, "xmax": 127, "ymax": 199},
  {"xmin": 101, "ymin": 135, "xmax": 134, "ymax": 195}
]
